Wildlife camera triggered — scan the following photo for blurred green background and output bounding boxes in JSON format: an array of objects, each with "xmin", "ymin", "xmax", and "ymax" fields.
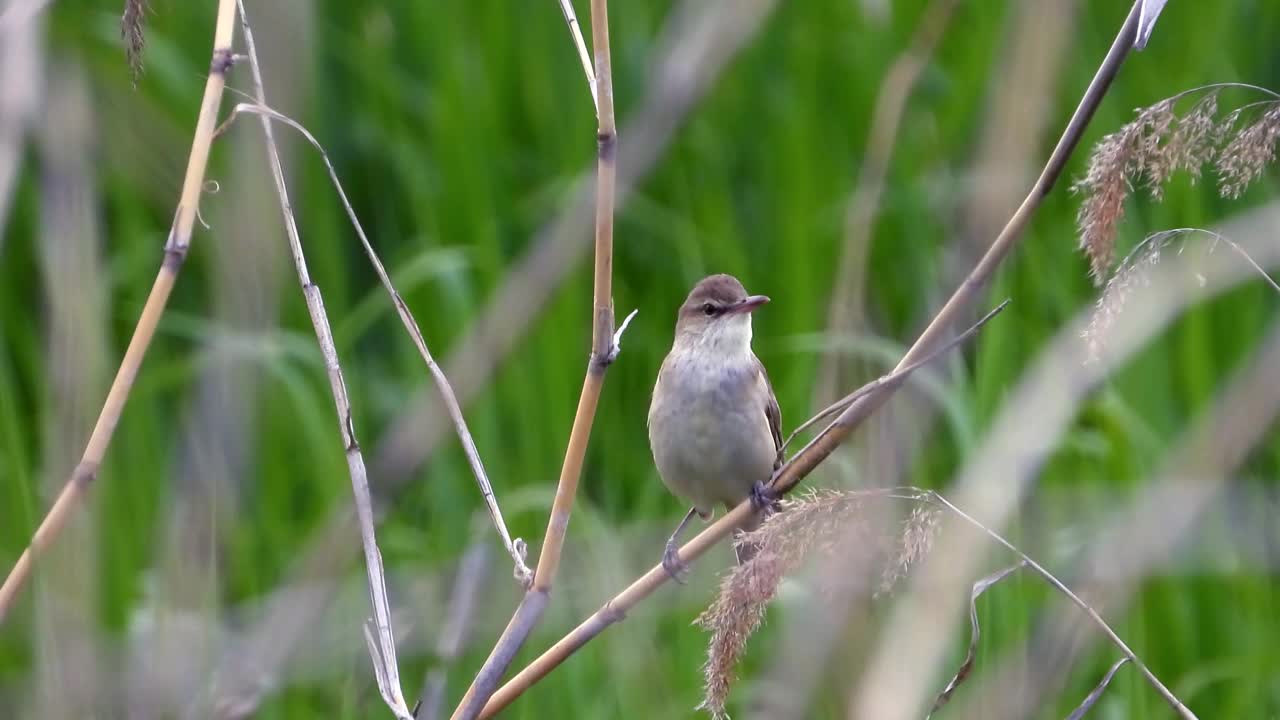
[{"xmin": 2, "ymin": 0, "xmax": 1279, "ymax": 717}]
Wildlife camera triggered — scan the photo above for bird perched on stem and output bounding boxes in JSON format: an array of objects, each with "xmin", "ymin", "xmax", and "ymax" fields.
[{"xmin": 648, "ymin": 274, "xmax": 783, "ymax": 581}]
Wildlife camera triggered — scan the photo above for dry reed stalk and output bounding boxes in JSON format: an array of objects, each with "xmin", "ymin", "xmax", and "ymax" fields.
[
  {"xmin": 449, "ymin": 2, "xmax": 621, "ymax": 716},
  {"xmin": 479, "ymin": 2, "xmax": 1147, "ymax": 713},
  {"xmin": 0, "ymin": 0, "xmax": 53, "ymax": 31},
  {"xmin": 0, "ymin": 0, "xmax": 239, "ymax": 624},
  {"xmin": 0, "ymin": 1, "xmax": 42, "ymax": 243},
  {"xmin": 32, "ymin": 67, "xmax": 110, "ymax": 717},
  {"xmin": 215, "ymin": 97, "xmax": 534, "ymax": 584},
  {"xmin": 232, "ymin": 3, "xmax": 413, "ymax": 715}
]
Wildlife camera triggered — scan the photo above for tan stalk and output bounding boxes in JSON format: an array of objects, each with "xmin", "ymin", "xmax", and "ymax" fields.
[
  {"xmin": 0, "ymin": 0, "xmax": 239, "ymax": 623},
  {"xmin": 448, "ymin": 1, "xmax": 617, "ymax": 717},
  {"xmin": 477, "ymin": 2, "xmax": 1147, "ymax": 714}
]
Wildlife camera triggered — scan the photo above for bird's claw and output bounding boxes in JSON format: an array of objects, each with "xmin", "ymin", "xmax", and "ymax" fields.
[
  {"xmin": 750, "ymin": 481, "xmax": 782, "ymax": 516},
  {"xmin": 662, "ymin": 541, "xmax": 690, "ymax": 584}
]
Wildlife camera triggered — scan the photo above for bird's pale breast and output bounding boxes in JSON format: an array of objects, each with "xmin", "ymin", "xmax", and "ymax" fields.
[{"xmin": 648, "ymin": 349, "xmax": 776, "ymax": 514}]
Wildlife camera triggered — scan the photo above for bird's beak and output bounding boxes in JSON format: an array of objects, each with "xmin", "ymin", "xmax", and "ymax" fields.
[{"xmin": 728, "ymin": 294, "xmax": 770, "ymax": 315}]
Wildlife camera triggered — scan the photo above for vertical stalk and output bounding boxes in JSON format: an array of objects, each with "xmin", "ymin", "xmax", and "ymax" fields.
[
  {"xmin": 533, "ymin": 0, "xmax": 615, "ymax": 592},
  {"xmin": 448, "ymin": 2, "xmax": 617, "ymax": 717}
]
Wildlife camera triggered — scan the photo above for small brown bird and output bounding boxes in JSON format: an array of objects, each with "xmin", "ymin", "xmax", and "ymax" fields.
[{"xmin": 647, "ymin": 274, "xmax": 782, "ymax": 580}]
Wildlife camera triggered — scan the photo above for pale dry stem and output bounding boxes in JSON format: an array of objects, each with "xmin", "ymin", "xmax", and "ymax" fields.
[
  {"xmin": 234, "ymin": 3, "xmax": 412, "ymax": 716},
  {"xmin": 213, "ymin": 99, "xmax": 532, "ymax": 585},
  {"xmin": 816, "ymin": 0, "xmax": 959, "ymax": 406}
]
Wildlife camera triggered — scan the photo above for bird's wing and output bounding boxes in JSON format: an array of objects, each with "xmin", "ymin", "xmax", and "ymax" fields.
[{"xmin": 753, "ymin": 353, "xmax": 784, "ymax": 470}]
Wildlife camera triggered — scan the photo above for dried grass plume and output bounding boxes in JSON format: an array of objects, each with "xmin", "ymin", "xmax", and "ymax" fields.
[
  {"xmin": 693, "ymin": 490, "xmax": 939, "ymax": 718},
  {"xmin": 122, "ymin": 0, "xmax": 149, "ymax": 83},
  {"xmin": 1073, "ymin": 85, "xmax": 1280, "ymax": 284}
]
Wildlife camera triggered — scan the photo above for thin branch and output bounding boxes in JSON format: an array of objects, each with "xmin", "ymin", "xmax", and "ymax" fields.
[
  {"xmin": 476, "ymin": 300, "xmax": 1007, "ymax": 718},
  {"xmin": 555, "ymin": 0, "xmax": 598, "ymax": 113},
  {"xmin": 213, "ymin": 100, "xmax": 532, "ymax": 586},
  {"xmin": 449, "ymin": 1, "xmax": 619, "ymax": 716},
  {"xmin": 479, "ymin": 1, "xmax": 1148, "ymax": 712},
  {"xmin": 783, "ymin": 300, "xmax": 1009, "ymax": 453},
  {"xmin": 0, "ymin": 0, "xmax": 239, "ymax": 624},
  {"xmin": 233, "ymin": 3, "xmax": 411, "ymax": 717},
  {"xmin": 926, "ymin": 562, "xmax": 1026, "ymax": 718}
]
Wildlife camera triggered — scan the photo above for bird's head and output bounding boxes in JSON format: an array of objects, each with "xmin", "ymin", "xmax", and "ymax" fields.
[{"xmin": 674, "ymin": 274, "xmax": 769, "ymax": 356}]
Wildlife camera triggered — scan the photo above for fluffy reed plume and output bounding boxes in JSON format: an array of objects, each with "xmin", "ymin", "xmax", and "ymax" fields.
[
  {"xmin": 1072, "ymin": 98, "xmax": 1176, "ymax": 282},
  {"xmin": 121, "ymin": 0, "xmax": 149, "ymax": 81},
  {"xmin": 693, "ymin": 490, "xmax": 939, "ymax": 718},
  {"xmin": 1074, "ymin": 85, "xmax": 1280, "ymax": 284},
  {"xmin": 1217, "ymin": 104, "xmax": 1280, "ymax": 199}
]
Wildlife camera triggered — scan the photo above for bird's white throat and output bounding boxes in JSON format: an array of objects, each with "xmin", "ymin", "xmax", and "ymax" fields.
[{"xmin": 677, "ymin": 313, "xmax": 754, "ymax": 360}]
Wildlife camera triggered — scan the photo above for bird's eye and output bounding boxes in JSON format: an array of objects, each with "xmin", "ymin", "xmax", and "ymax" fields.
[{"xmin": 702, "ymin": 303, "xmax": 717, "ymax": 316}]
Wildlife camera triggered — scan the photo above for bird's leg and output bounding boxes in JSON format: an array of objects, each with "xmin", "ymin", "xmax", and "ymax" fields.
[
  {"xmin": 749, "ymin": 480, "xmax": 782, "ymax": 516},
  {"xmin": 662, "ymin": 506, "xmax": 702, "ymax": 584}
]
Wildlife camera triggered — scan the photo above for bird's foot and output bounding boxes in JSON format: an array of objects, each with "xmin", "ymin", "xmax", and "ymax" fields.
[
  {"xmin": 662, "ymin": 541, "xmax": 690, "ymax": 584},
  {"xmin": 750, "ymin": 481, "xmax": 782, "ymax": 516}
]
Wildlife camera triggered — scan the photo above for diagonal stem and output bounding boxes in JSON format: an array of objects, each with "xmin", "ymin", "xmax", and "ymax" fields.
[{"xmin": 0, "ymin": 0, "xmax": 240, "ymax": 624}]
